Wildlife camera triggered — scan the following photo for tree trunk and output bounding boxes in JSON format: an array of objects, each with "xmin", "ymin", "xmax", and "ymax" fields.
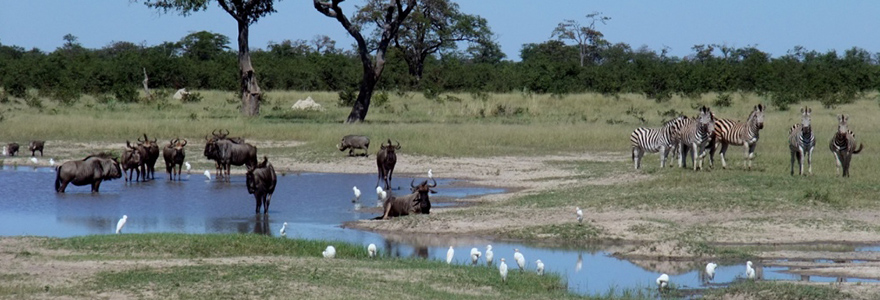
[
  {"xmin": 142, "ymin": 67, "xmax": 152, "ymax": 99},
  {"xmin": 237, "ymin": 19, "xmax": 260, "ymax": 116},
  {"xmin": 347, "ymin": 72, "xmax": 375, "ymax": 123}
]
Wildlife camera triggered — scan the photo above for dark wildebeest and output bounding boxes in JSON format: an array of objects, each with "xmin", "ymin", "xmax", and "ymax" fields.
[
  {"xmin": 139, "ymin": 134, "xmax": 160, "ymax": 179},
  {"xmin": 376, "ymin": 178, "xmax": 437, "ymax": 220},
  {"xmin": 55, "ymin": 153, "xmax": 123, "ymax": 193},
  {"xmin": 6, "ymin": 143, "xmax": 19, "ymax": 156},
  {"xmin": 29, "ymin": 140, "xmax": 44, "ymax": 157},
  {"xmin": 246, "ymin": 156, "xmax": 276, "ymax": 214},
  {"xmin": 204, "ymin": 129, "xmax": 249, "ymax": 180},
  {"xmin": 204, "ymin": 131, "xmax": 257, "ymax": 181},
  {"xmin": 163, "ymin": 138, "xmax": 187, "ymax": 181},
  {"xmin": 337, "ymin": 135, "xmax": 370, "ymax": 157},
  {"xmin": 121, "ymin": 141, "xmax": 143, "ymax": 182},
  {"xmin": 376, "ymin": 139, "xmax": 400, "ymax": 190}
]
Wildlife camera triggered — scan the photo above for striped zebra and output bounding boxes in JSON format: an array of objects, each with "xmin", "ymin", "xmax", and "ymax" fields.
[
  {"xmin": 789, "ymin": 107, "xmax": 816, "ymax": 176},
  {"xmin": 709, "ymin": 104, "xmax": 765, "ymax": 170},
  {"xmin": 829, "ymin": 114, "xmax": 864, "ymax": 177},
  {"xmin": 630, "ymin": 115, "xmax": 688, "ymax": 169},
  {"xmin": 679, "ymin": 106, "xmax": 715, "ymax": 171}
]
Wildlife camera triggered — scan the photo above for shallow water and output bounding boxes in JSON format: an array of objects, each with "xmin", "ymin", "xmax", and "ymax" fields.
[{"xmin": 1, "ymin": 166, "xmax": 877, "ymax": 295}]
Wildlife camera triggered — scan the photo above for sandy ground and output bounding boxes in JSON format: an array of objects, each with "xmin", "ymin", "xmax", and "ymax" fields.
[{"xmin": 5, "ymin": 139, "xmax": 880, "ymax": 296}]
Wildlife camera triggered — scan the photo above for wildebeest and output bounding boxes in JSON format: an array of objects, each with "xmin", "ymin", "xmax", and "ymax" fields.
[
  {"xmin": 139, "ymin": 134, "xmax": 160, "ymax": 179},
  {"xmin": 377, "ymin": 178, "xmax": 437, "ymax": 220},
  {"xmin": 55, "ymin": 153, "xmax": 122, "ymax": 193},
  {"xmin": 6, "ymin": 143, "xmax": 19, "ymax": 156},
  {"xmin": 376, "ymin": 139, "xmax": 400, "ymax": 190},
  {"xmin": 204, "ymin": 130, "xmax": 257, "ymax": 181},
  {"xmin": 29, "ymin": 140, "xmax": 44, "ymax": 157},
  {"xmin": 337, "ymin": 135, "xmax": 370, "ymax": 156},
  {"xmin": 121, "ymin": 141, "xmax": 143, "ymax": 182},
  {"xmin": 163, "ymin": 138, "xmax": 187, "ymax": 181},
  {"xmin": 246, "ymin": 156, "xmax": 276, "ymax": 214}
]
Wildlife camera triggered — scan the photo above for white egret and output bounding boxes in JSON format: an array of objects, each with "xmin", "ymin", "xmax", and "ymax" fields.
[
  {"xmin": 513, "ymin": 249, "xmax": 525, "ymax": 272},
  {"xmin": 536, "ymin": 259, "xmax": 545, "ymax": 275},
  {"xmin": 185, "ymin": 162, "xmax": 191, "ymax": 173},
  {"xmin": 368, "ymin": 243, "xmax": 377, "ymax": 258},
  {"xmin": 706, "ymin": 262, "xmax": 717, "ymax": 281},
  {"xmin": 49, "ymin": 158, "xmax": 55, "ymax": 166},
  {"xmin": 746, "ymin": 261, "xmax": 755, "ymax": 279},
  {"xmin": 115, "ymin": 215, "xmax": 128, "ymax": 234},
  {"xmin": 656, "ymin": 273, "xmax": 669, "ymax": 292},
  {"xmin": 499, "ymin": 258, "xmax": 508, "ymax": 283},
  {"xmin": 30, "ymin": 157, "xmax": 38, "ymax": 164},
  {"xmin": 279, "ymin": 222, "xmax": 288, "ymax": 237},
  {"xmin": 428, "ymin": 168, "xmax": 433, "ymax": 179},
  {"xmin": 470, "ymin": 247, "xmax": 482, "ymax": 265},
  {"xmin": 204, "ymin": 170, "xmax": 211, "ymax": 181},
  {"xmin": 446, "ymin": 246, "xmax": 454, "ymax": 264},
  {"xmin": 485, "ymin": 245, "xmax": 494, "ymax": 266},
  {"xmin": 576, "ymin": 207, "xmax": 584, "ymax": 224},
  {"xmin": 322, "ymin": 245, "xmax": 336, "ymax": 258},
  {"xmin": 353, "ymin": 186, "xmax": 361, "ymax": 202},
  {"xmin": 575, "ymin": 253, "xmax": 583, "ymax": 273},
  {"xmin": 1, "ymin": 146, "xmax": 6, "ymax": 156}
]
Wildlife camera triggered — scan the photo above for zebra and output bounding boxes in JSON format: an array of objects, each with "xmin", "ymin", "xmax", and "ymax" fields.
[
  {"xmin": 630, "ymin": 115, "xmax": 688, "ymax": 169},
  {"xmin": 789, "ymin": 107, "xmax": 815, "ymax": 176},
  {"xmin": 829, "ymin": 114, "xmax": 863, "ymax": 177},
  {"xmin": 709, "ymin": 104, "xmax": 765, "ymax": 170},
  {"xmin": 679, "ymin": 106, "xmax": 715, "ymax": 171}
]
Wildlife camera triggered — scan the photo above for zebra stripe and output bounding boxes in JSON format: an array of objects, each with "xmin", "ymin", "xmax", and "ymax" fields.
[
  {"xmin": 829, "ymin": 114, "xmax": 864, "ymax": 177},
  {"xmin": 630, "ymin": 116, "xmax": 688, "ymax": 169},
  {"xmin": 710, "ymin": 104, "xmax": 765, "ymax": 170},
  {"xmin": 679, "ymin": 106, "xmax": 715, "ymax": 171},
  {"xmin": 789, "ymin": 107, "xmax": 815, "ymax": 176}
]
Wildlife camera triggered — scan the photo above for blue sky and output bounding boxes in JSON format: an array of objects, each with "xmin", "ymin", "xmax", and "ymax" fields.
[{"xmin": 2, "ymin": 1, "xmax": 879, "ymax": 60}]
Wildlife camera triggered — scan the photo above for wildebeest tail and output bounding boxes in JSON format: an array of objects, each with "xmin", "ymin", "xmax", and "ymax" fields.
[{"xmin": 854, "ymin": 143, "xmax": 864, "ymax": 154}]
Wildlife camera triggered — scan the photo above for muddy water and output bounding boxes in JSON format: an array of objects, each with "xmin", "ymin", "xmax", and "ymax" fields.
[{"xmin": 0, "ymin": 166, "xmax": 876, "ymax": 296}]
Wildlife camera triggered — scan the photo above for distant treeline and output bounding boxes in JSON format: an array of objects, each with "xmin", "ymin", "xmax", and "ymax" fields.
[{"xmin": 2, "ymin": 34, "xmax": 878, "ymax": 109}]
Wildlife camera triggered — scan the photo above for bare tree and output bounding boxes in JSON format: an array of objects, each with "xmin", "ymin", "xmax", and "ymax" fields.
[
  {"xmin": 551, "ymin": 12, "xmax": 610, "ymax": 67},
  {"xmin": 314, "ymin": 0, "xmax": 415, "ymax": 123},
  {"xmin": 142, "ymin": 0, "xmax": 278, "ymax": 116}
]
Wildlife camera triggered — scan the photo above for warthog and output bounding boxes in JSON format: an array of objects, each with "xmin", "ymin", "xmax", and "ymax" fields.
[
  {"xmin": 163, "ymin": 138, "xmax": 187, "ymax": 181},
  {"xmin": 121, "ymin": 141, "xmax": 143, "ymax": 182},
  {"xmin": 376, "ymin": 139, "xmax": 400, "ymax": 190},
  {"xmin": 139, "ymin": 134, "xmax": 160, "ymax": 179},
  {"xmin": 246, "ymin": 156, "xmax": 277, "ymax": 214},
  {"xmin": 55, "ymin": 153, "xmax": 122, "ymax": 193},
  {"xmin": 29, "ymin": 140, "xmax": 45, "ymax": 157},
  {"xmin": 7, "ymin": 143, "xmax": 19, "ymax": 156},
  {"xmin": 377, "ymin": 178, "xmax": 437, "ymax": 220},
  {"xmin": 337, "ymin": 135, "xmax": 370, "ymax": 156},
  {"xmin": 204, "ymin": 130, "xmax": 257, "ymax": 181}
]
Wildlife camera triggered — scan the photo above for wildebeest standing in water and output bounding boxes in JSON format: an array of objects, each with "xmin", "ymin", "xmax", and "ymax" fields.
[
  {"xmin": 204, "ymin": 130, "xmax": 257, "ymax": 181},
  {"xmin": 246, "ymin": 156, "xmax": 277, "ymax": 214},
  {"xmin": 140, "ymin": 134, "xmax": 160, "ymax": 179},
  {"xmin": 55, "ymin": 153, "xmax": 123, "ymax": 193},
  {"xmin": 163, "ymin": 138, "xmax": 187, "ymax": 181},
  {"xmin": 29, "ymin": 140, "xmax": 44, "ymax": 157},
  {"xmin": 377, "ymin": 178, "xmax": 437, "ymax": 220},
  {"xmin": 121, "ymin": 141, "xmax": 143, "ymax": 182},
  {"xmin": 376, "ymin": 139, "xmax": 400, "ymax": 190},
  {"xmin": 6, "ymin": 143, "xmax": 19, "ymax": 156},
  {"xmin": 337, "ymin": 135, "xmax": 370, "ymax": 156}
]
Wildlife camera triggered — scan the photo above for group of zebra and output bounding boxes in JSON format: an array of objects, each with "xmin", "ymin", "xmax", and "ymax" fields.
[{"xmin": 630, "ymin": 105, "xmax": 864, "ymax": 177}]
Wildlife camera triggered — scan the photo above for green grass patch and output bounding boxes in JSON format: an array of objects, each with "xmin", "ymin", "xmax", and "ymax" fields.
[{"xmin": 705, "ymin": 281, "xmax": 850, "ymax": 300}]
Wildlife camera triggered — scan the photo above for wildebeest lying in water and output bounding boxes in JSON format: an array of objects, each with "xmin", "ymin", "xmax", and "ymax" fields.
[
  {"xmin": 163, "ymin": 138, "xmax": 187, "ymax": 181},
  {"xmin": 55, "ymin": 153, "xmax": 123, "ymax": 193},
  {"xmin": 6, "ymin": 143, "xmax": 19, "ymax": 156},
  {"xmin": 376, "ymin": 178, "xmax": 437, "ymax": 220},
  {"xmin": 337, "ymin": 135, "xmax": 370, "ymax": 156},
  {"xmin": 246, "ymin": 156, "xmax": 276, "ymax": 214},
  {"xmin": 29, "ymin": 140, "xmax": 44, "ymax": 157}
]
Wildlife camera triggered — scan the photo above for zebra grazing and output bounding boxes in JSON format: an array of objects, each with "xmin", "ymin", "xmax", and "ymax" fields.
[
  {"xmin": 789, "ymin": 107, "xmax": 816, "ymax": 176},
  {"xmin": 829, "ymin": 114, "xmax": 864, "ymax": 177},
  {"xmin": 679, "ymin": 106, "xmax": 715, "ymax": 171},
  {"xmin": 709, "ymin": 104, "xmax": 765, "ymax": 170},
  {"xmin": 631, "ymin": 115, "xmax": 688, "ymax": 169}
]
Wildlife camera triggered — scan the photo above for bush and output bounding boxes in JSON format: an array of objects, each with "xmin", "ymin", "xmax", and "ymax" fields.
[
  {"xmin": 372, "ymin": 91, "xmax": 389, "ymax": 107},
  {"xmin": 337, "ymin": 87, "xmax": 357, "ymax": 107},
  {"xmin": 181, "ymin": 92, "xmax": 203, "ymax": 103},
  {"xmin": 713, "ymin": 93, "xmax": 732, "ymax": 107},
  {"xmin": 112, "ymin": 84, "xmax": 138, "ymax": 103}
]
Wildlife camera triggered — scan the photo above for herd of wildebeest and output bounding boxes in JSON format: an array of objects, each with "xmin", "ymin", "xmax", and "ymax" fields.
[{"xmin": 4, "ymin": 131, "xmax": 435, "ymax": 220}]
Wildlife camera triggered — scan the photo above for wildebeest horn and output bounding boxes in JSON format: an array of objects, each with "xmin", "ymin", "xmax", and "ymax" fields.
[
  {"xmin": 143, "ymin": 134, "xmax": 149, "ymax": 143},
  {"xmin": 169, "ymin": 138, "xmax": 177, "ymax": 146},
  {"xmin": 137, "ymin": 135, "xmax": 144, "ymax": 142},
  {"xmin": 395, "ymin": 140, "xmax": 401, "ymax": 150},
  {"xmin": 126, "ymin": 140, "xmax": 132, "ymax": 149},
  {"xmin": 411, "ymin": 178, "xmax": 417, "ymax": 188},
  {"xmin": 221, "ymin": 129, "xmax": 230, "ymax": 138},
  {"xmin": 205, "ymin": 135, "xmax": 211, "ymax": 141},
  {"xmin": 428, "ymin": 177, "xmax": 437, "ymax": 188},
  {"xmin": 180, "ymin": 139, "xmax": 187, "ymax": 147}
]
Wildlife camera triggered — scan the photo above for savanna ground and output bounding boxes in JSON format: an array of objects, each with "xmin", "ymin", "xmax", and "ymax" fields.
[{"xmin": 3, "ymin": 90, "xmax": 880, "ymax": 299}]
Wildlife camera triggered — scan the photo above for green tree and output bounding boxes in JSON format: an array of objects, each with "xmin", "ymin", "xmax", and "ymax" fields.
[
  {"xmin": 178, "ymin": 31, "xmax": 231, "ymax": 60},
  {"xmin": 141, "ymin": 0, "xmax": 279, "ymax": 116},
  {"xmin": 551, "ymin": 12, "xmax": 610, "ymax": 67},
  {"xmin": 314, "ymin": 0, "xmax": 416, "ymax": 123}
]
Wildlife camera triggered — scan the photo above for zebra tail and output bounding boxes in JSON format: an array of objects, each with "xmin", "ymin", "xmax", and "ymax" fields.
[{"xmin": 853, "ymin": 143, "xmax": 864, "ymax": 154}]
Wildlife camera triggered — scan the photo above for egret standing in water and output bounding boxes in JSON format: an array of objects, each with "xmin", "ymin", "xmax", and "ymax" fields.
[
  {"xmin": 746, "ymin": 261, "xmax": 756, "ymax": 279},
  {"xmin": 706, "ymin": 262, "xmax": 717, "ymax": 281},
  {"xmin": 656, "ymin": 273, "xmax": 669, "ymax": 292},
  {"xmin": 185, "ymin": 162, "xmax": 191, "ymax": 173},
  {"xmin": 279, "ymin": 222, "xmax": 288, "ymax": 237},
  {"xmin": 376, "ymin": 186, "xmax": 386, "ymax": 207},
  {"xmin": 470, "ymin": 247, "xmax": 482, "ymax": 265},
  {"xmin": 536, "ymin": 259, "xmax": 545, "ymax": 275},
  {"xmin": 485, "ymin": 245, "xmax": 494, "ymax": 266},
  {"xmin": 499, "ymin": 258, "xmax": 508, "ymax": 283},
  {"xmin": 30, "ymin": 157, "xmax": 38, "ymax": 164},
  {"xmin": 322, "ymin": 245, "xmax": 336, "ymax": 258},
  {"xmin": 49, "ymin": 158, "xmax": 55, "ymax": 166},
  {"xmin": 513, "ymin": 249, "xmax": 526, "ymax": 272},
  {"xmin": 115, "ymin": 215, "xmax": 128, "ymax": 234},
  {"xmin": 576, "ymin": 207, "xmax": 584, "ymax": 224},
  {"xmin": 446, "ymin": 246, "xmax": 454, "ymax": 264},
  {"xmin": 368, "ymin": 243, "xmax": 377, "ymax": 258},
  {"xmin": 204, "ymin": 170, "xmax": 211, "ymax": 181},
  {"xmin": 428, "ymin": 168, "xmax": 433, "ymax": 179},
  {"xmin": 352, "ymin": 186, "xmax": 362, "ymax": 210}
]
